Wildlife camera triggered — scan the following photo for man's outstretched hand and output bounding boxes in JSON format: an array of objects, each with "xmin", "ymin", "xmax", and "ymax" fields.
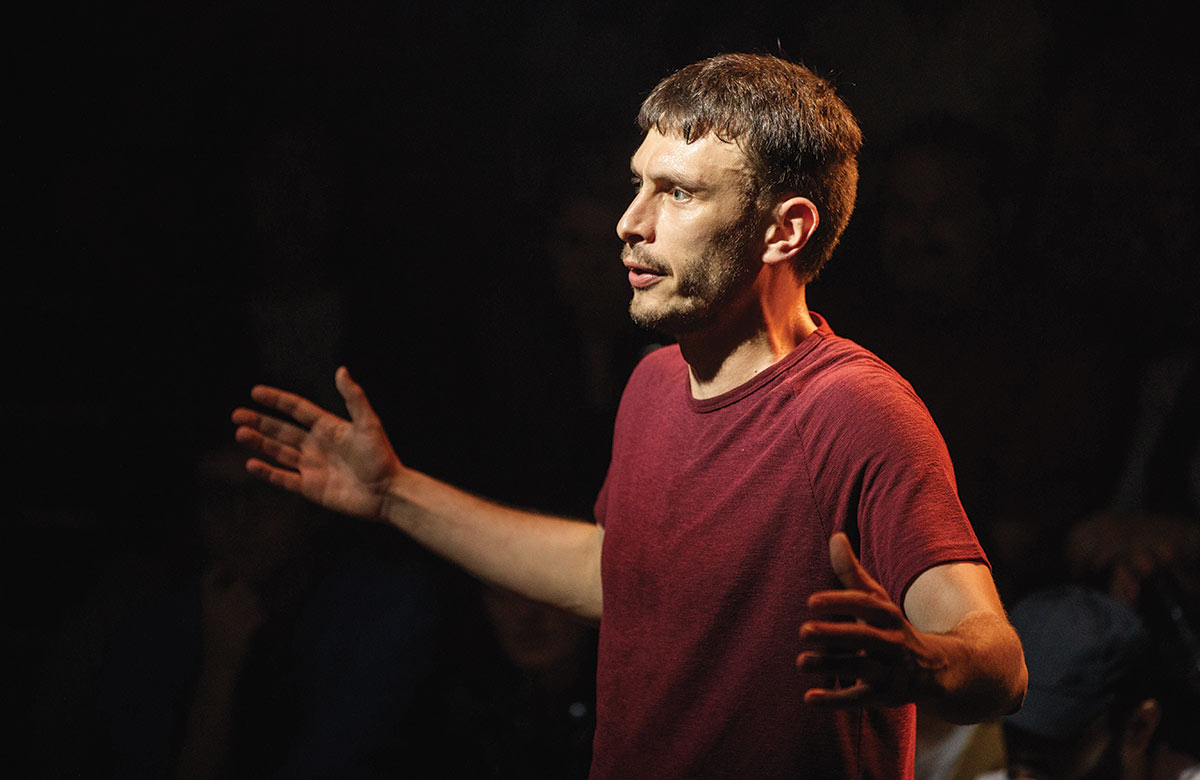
[
  {"xmin": 232, "ymin": 367, "xmax": 402, "ymax": 520},
  {"xmin": 797, "ymin": 532, "xmax": 947, "ymax": 709}
]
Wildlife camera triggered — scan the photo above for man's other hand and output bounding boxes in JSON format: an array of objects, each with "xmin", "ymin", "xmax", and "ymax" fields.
[
  {"xmin": 232, "ymin": 367, "xmax": 402, "ymax": 521},
  {"xmin": 796, "ymin": 532, "xmax": 946, "ymax": 709}
]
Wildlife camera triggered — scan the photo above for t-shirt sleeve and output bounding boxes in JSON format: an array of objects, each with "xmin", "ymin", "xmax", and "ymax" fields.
[{"xmin": 798, "ymin": 357, "xmax": 987, "ymax": 605}]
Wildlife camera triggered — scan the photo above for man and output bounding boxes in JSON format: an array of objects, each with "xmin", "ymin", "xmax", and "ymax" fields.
[
  {"xmin": 233, "ymin": 53, "xmax": 1026, "ymax": 777},
  {"xmin": 978, "ymin": 585, "xmax": 1198, "ymax": 780}
]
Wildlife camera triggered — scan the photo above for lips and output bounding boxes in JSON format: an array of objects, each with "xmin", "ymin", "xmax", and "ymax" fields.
[
  {"xmin": 627, "ymin": 267, "xmax": 664, "ymax": 288},
  {"xmin": 623, "ymin": 248, "xmax": 667, "ymax": 289}
]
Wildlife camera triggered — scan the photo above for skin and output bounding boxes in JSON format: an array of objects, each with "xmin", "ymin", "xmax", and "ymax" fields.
[
  {"xmin": 234, "ymin": 372, "xmax": 605, "ymax": 621},
  {"xmin": 1002, "ymin": 697, "xmax": 1163, "ymax": 780},
  {"xmin": 620, "ymin": 128, "xmax": 763, "ymax": 336},
  {"xmin": 799, "ymin": 533, "xmax": 1026, "ymax": 723},
  {"xmin": 619, "ymin": 128, "xmax": 820, "ymax": 398},
  {"xmin": 233, "ymin": 127, "xmax": 1026, "ymax": 724}
]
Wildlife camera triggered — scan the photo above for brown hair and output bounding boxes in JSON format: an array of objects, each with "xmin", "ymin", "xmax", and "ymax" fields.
[{"xmin": 638, "ymin": 53, "xmax": 862, "ymax": 281}]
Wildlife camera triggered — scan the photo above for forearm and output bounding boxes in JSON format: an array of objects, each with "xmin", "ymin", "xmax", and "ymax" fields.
[
  {"xmin": 920, "ymin": 610, "xmax": 1027, "ymax": 724},
  {"xmin": 381, "ymin": 467, "xmax": 604, "ymax": 622},
  {"xmin": 900, "ymin": 561, "xmax": 1027, "ymax": 723},
  {"xmin": 174, "ymin": 657, "xmax": 242, "ymax": 780},
  {"xmin": 233, "ymin": 371, "xmax": 604, "ymax": 620}
]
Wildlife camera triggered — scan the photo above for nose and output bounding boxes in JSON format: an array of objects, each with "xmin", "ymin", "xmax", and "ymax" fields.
[{"xmin": 616, "ymin": 191, "xmax": 653, "ymax": 245}]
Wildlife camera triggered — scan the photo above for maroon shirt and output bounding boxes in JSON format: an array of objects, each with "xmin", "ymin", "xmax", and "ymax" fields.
[{"xmin": 591, "ymin": 315, "xmax": 987, "ymax": 779}]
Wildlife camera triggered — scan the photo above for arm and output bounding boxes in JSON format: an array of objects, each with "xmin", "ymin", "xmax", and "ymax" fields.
[
  {"xmin": 797, "ymin": 533, "xmax": 1026, "ymax": 724},
  {"xmin": 174, "ymin": 566, "xmax": 263, "ymax": 780},
  {"xmin": 232, "ymin": 366, "xmax": 604, "ymax": 622}
]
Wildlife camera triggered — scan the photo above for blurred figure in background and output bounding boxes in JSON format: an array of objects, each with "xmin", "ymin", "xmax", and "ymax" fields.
[
  {"xmin": 1064, "ymin": 512, "xmax": 1200, "ymax": 780},
  {"xmin": 99, "ymin": 446, "xmax": 442, "ymax": 779},
  {"xmin": 977, "ymin": 585, "xmax": 1198, "ymax": 780},
  {"xmin": 1062, "ymin": 330, "xmax": 1200, "ymax": 780},
  {"xmin": 423, "ymin": 583, "xmax": 597, "ymax": 779}
]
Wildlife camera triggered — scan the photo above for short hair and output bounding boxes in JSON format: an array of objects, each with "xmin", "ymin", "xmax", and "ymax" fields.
[{"xmin": 637, "ymin": 53, "xmax": 863, "ymax": 281}]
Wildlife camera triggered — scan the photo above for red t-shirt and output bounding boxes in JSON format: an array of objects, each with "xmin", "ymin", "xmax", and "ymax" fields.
[{"xmin": 591, "ymin": 315, "xmax": 987, "ymax": 779}]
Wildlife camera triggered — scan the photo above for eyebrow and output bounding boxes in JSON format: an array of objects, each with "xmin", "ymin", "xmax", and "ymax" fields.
[{"xmin": 630, "ymin": 157, "xmax": 708, "ymax": 193}]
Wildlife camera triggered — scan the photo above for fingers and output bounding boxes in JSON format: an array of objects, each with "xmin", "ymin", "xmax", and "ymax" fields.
[
  {"xmin": 797, "ymin": 646, "xmax": 896, "ymax": 709},
  {"xmin": 238, "ymin": 370, "xmax": 366, "ymax": 434},
  {"xmin": 248, "ymin": 383, "xmax": 329, "ymax": 428},
  {"xmin": 233, "ymin": 425, "xmax": 301, "ymax": 470},
  {"xmin": 805, "ymin": 536, "xmax": 903, "ymax": 640},
  {"xmin": 799, "ymin": 536, "xmax": 931, "ymax": 711},
  {"xmin": 803, "ymin": 680, "xmax": 873, "ymax": 707},
  {"xmin": 796, "ymin": 649, "xmax": 892, "ymax": 681},
  {"xmin": 231, "ymin": 408, "xmax": 308, "ymax": 449},
  {"xmin": 806, "ymin": 590, "xmax": 902, "ymax": 627},
  {"xmin": 806, "ymin": 609, "xmax": 902, "ymax": 643},
  {"xmin": 244, "ymin": 457, "xmax": 302, "ymax": 493},
  {"xmin": 231, "ymin": 406, "xmax": 307, "ymax": 470}
]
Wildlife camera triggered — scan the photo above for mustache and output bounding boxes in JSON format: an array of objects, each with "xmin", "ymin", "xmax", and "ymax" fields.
[{"xmin": 621, "ymin": 245, "xmax": 669, "ymax": 275}]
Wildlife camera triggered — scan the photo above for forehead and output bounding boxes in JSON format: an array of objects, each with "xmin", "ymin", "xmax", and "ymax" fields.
[{"xmin": 631, "ymin": 128, "xmax": 751, "ymax": 186}]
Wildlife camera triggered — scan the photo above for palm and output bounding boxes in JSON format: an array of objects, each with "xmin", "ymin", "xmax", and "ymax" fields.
[
  {"xmin": 233, "ymin": 367, "xmax": 401, "ymax": 521},
  {"xmin": 295, "ymin": 411, "xmax": 397, "ymax": 518}
]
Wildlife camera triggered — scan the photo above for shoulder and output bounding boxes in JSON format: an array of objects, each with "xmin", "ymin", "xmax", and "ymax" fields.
[
  {"xmin": 619, "ymin": 343, "xmax": 686, "ymax": 399},
  {"xmin": 630, "ymin": 343, "xmax": 685, "ymax": 379},
  {"xmin": 788, "ymin": 332, "xmax": 961, "ymax": 527},
  {"xmin": 788, "ymin": 332, "xmax": 934, "ymax": 437}
]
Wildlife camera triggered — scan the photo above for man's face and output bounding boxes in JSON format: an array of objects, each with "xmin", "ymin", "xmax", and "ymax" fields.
[
  {"xmin": 1002, "ymin": 717, "xmax": 1123, "ymax": 780},
  {"xmin": 617, "ymin": 128, "xmax": 764, "ymax": 334}
]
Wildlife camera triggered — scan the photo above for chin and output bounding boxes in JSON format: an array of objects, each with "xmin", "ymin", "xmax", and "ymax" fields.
[{"xmin": 628, "ymin": 297, "xmax": 717, "ymax": 335}]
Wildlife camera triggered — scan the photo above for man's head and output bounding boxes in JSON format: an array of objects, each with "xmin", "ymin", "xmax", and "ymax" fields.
[
  {"xmin": 1001, "ymin": 586, "xmax": 1162, "ymax": 780},
  {"xmin": 635, "ymin": 53, "xmax": 862, "ymax": 283}
]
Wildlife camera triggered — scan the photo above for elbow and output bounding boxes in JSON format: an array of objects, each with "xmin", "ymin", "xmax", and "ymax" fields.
[
  {"xmin": 1003, "ymin": 643, "xmax": 1029, "ymax": 716},
  {"xmin": 977, "ymin": 625, "xmax": 1028, "ymax": 721},
  {"xmin": 934, "ymin": 621, "xmax": 1028, "ymax": 724},
  {"xmin": 567, "ymin": 592, "xmax": 603, "ymax": 626},
  {"xmin": 972, "ymin": 627, "xmax": 1028, "ymax": 722}
]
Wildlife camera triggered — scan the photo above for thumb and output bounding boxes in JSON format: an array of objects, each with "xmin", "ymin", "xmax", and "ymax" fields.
[
  {"xmin": 829, "ymin": 532, "xmax": 882, "ymax": 594},
  {"xmin": 335, "ymin": 366, "xmax": 375, "ymax": 424}
]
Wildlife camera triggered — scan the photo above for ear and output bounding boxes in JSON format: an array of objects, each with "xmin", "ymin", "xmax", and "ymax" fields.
[
  {"xmin": 762, "ymin": 196, "xmax": 819, "ymax": 266},
  {"xmin": 1120, "ymin": 698, "xmax": 1162, "ymax": 765}
]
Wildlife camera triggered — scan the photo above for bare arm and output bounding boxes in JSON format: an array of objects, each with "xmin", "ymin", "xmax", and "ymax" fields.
[
  {"xmin": 899, "ymin": 558, "xmax": 1027, "ymax": 722},
  {"xmin": 797, "ymin": 533, "xmax": 1026, "ymax": 723},
  {"xmin": 174, "ymin": 566, "xmax": 263, "ymax": 780},
  {"xmin": 382, "ymin": 469, "xmax": 604, "ymax": 621},
  {"xmin": 232, "ymin": 367, "xmax": 604, "ymax": 622}
]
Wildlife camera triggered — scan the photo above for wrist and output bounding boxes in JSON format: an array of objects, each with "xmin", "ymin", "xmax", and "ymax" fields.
[{"xmin": 378, "ymin": 465, "xmax": 419, "ymax": 528}]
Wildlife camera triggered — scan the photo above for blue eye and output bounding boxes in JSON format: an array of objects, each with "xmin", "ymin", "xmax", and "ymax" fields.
[{"xmin": 671, "ymin": 188, "xmax": 690, "ymax": 201}]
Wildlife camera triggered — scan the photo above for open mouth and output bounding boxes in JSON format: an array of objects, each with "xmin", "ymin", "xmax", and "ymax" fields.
[
  {"xmin": 622, "ymin": 250, "xmax": 668, "ymax": 289},
  {"xmin": 625, "ymin": 264, "xmax": 665, "ymax": 289}
]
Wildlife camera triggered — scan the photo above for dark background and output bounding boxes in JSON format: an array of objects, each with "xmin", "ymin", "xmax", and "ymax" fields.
[{"xmin": 7, "ymin": 0, "xmax": 1198, "ymax": 773}]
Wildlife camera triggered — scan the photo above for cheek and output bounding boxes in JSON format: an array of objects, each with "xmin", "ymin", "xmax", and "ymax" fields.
[{"xmin": 658, "ymin": 205, "xmax": 712, "ymax": 245}]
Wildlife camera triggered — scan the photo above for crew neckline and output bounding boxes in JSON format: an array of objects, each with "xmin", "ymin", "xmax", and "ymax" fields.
[{"xmin": 687, "ymin": 313, "xmax": 832, "ymax": 413}]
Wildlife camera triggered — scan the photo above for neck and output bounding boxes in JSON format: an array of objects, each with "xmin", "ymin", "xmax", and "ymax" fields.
[{"xmin": 678, "ymin": 268, "xmax": 817, "ymax": 399}]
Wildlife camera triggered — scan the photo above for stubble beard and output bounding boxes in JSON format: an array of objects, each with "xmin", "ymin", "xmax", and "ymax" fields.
[{"xmin": 625, "ymin": 216, "xmax": 762, "ymax": 336}]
